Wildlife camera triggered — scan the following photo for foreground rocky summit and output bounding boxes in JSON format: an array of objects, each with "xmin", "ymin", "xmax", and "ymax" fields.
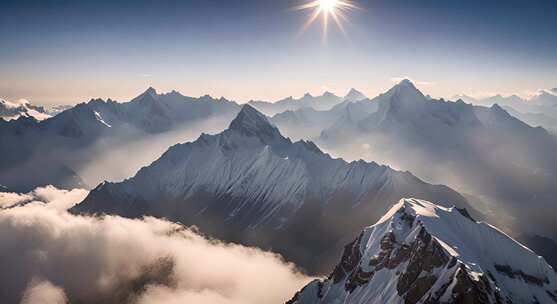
[{"xmin": 288, "ymin": 198, "xmax": 557, "ymax": 304}]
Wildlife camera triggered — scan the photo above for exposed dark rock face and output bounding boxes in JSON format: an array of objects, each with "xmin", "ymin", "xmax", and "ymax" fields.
[
  {"xmin": 287, "ymin": 200, "xmax": 557, "ymax": 304},
  {"xmin": 331, "ymin": 235, "xmax": 364, "ymax": 284},
  {"xmin": 494, "ymin": 264, "xmax": 549, "ymax": 286},
  {"xmin": 313, "ymin": 207, "xmax": 471, "ymax": 303},
  {"xmin": 396, "ymin": 226, "xmax": 450, "ymax": 301}
]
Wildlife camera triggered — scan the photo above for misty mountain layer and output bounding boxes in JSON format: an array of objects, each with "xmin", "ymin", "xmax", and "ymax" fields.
[
  {"xmin": 72, "ymin": 105, "xmax": 473, "ymax": 274},
  {"xmin": 299, "ymin": 81, "xmax": 557, "ymax": 243},
  {"xmin": 0, "ymin": 88, "xmax": 240, "ymax": 191},
  {"xmin": 248, "ymin": 89, "xmax": 365, "ymax": 117}
]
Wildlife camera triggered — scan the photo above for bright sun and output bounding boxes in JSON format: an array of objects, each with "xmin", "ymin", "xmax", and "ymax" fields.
[
  {"xmin": 293, "ymin": 0, "xmax": 359, "ymax": 41},
  {"xmin": 319, "ymin": 0, "xmax": 338, "ymax": 12}
]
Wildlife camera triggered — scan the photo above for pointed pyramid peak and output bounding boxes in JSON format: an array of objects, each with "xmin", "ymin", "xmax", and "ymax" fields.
[
  {"xmin": 383, "ymin": 78, "xmax": 426, "ymax": 104},
  {"xmin": 489, "ymin": 103, "xmax": 510, "ymax": 117},
  {"xmin": 228, "ymin": 105, "xmax": 282, "ymax": 142},
  {"xmin": 491, "ymin": 103, "xmax": 504, "ymax": 110},
  {"xmin": 145, "ymin": 87, "xmax": 157, "ymax": 96},
  {"xmin": 344, "ymin": 88, "xmax": 367, "ymax": 101},
  {"xmin": 235, "ymin": 104, "xmax": 266, "ymax": 120},
  {"xmin": 131, "ymin": 87, "xmax": 159, "ymax": 103},
  {"xmin": 394, "ymin": 78, "xmax": 419, "ymax": 91},
  {"xmin": 303, "ymin": 92, "xmax": 313, "ymax": 99}
]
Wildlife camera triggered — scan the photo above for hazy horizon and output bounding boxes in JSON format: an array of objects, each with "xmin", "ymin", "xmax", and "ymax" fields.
[{"xmin": 1, "ymin": 0, "xmax": 556, "ymax": 105}]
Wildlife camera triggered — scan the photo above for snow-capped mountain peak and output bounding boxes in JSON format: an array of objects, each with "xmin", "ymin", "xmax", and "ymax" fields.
[
  {"xmin": 289, "ymin": 198, "xmax": 557, "ymax": 304},
  {"xmin": 129, "ymin": 87, "xmax": 160, "ymax": 105},
  {"xmin": 0, "ymin": 98, "xmax": 51, "ymax": 121},
  {"xmin": 144, "ymin": 86, "xmax": 157, "ymax": 96},
  {"xmin": 344, "ymin": 88, "xmax": 367, "ymax": 101},
  {"xmin": 387, "ymin": 79, "xmax": 425, "ymax": 100},
  {"xmin": 227, "ymin": 105, "xmax": 282, "ymax": 143},
  {"xmin": 366, "ymin": 80, "xmax": 429, "ymax": 124}
]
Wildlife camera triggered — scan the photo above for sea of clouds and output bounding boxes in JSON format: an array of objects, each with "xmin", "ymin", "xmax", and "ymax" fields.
[{"xmin": 0, "ymin": 186, "xmax": 312, "ymax": 303}]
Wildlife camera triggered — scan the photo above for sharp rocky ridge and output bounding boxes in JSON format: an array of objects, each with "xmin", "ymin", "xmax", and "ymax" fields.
[{"xmin": 288, "ymin": 198, "xmax": 557, "ymax": 304}]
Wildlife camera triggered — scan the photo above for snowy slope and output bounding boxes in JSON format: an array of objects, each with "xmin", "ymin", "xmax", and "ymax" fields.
[
  {"xmin": 73, "ymin": 105, "xmax": 473, "ymax": 273},
  {"xmin": 0, "ymin": 98, "xmax": 51, "ymax": 121},
  {"xmin": 288, "ymin": 198, "xmax": 557, "ymax": 304},
  {"xmin": 344, "ymin": 88, "xmax": 367, "ymax": 102}
]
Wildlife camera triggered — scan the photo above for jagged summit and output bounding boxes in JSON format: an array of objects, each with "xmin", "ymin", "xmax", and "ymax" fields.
[
  {"xmin": 289, "ymin": 198, "xmax": 557, "ymax": 304},
  {"xmin": 344, "ymin": 88, "xmax": 367, "ymax": 101},
  {"xmin": 130, "ymin": 87, "xmax": 160, "ymax": 104},
  {"xmin": 371, "ymin": 80, "xmax": 427, "ymax": 119},
  {"xmin": 490, "ymin": 103, "xmax": 507, "ymax": 113},
  {"xmin": 228, "ymin": 105, "xmax": 282, "ymax": 142},
  {"xmin": 387, "ymin": 79, "xmax": 424, "ymax": 99},
  {"xmin": 248, "ymin": 91, "xmax": 343, "ymax": 116},
  {"xmin": 144, "ymin": 86, "xmax": 157, "ymax": 96}
]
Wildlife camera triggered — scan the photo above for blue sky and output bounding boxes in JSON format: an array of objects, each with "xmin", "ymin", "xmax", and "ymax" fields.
[{"xmin": 1, "ymin": 0, "xmax": 556, "ymax": 104}]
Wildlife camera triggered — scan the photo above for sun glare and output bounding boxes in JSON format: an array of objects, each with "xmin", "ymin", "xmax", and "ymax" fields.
[
  {"xmin": 320, "ymin": 0, "xmax": 337, "ymax": 12},
  {"xmin": 293, "ymin": 0, "xmax": 359, "ymax": 41}
]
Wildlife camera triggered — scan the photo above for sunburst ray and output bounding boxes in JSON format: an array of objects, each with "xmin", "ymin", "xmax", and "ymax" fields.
[{"xmin": 294, "ymin": 0, "xmax": 360, "ymax": 41}]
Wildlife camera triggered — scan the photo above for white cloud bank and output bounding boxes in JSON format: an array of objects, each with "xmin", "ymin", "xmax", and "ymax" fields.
[
  {"xmin": 0, "ymin": 185, "xmax": 89, "ymax": 210},
  {"xmin": 0, "ymin": 203, "xmax": 311, "ymax": 303},
  {"xmin": 21, "ymin": 279, "xmax": 68, "ymax": 304}
]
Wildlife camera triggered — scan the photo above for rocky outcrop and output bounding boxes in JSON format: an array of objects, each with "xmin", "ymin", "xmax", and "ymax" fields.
[{"xmin": 287, "ymin": 199, "xmax": 557, "ymax": 304}]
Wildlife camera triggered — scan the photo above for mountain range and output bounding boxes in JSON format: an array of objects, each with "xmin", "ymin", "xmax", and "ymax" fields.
[
  {"xmin": 0, "ymin": 88, "xmax": 241, "ymax": 191},
  {"xmin": 3, "ymin": 81, "xmax": 557, "ymax": 280},
  {"xmin": 288, "ymin": 198, "xmax": 557, "ymax": 304},
  {"xmin": 454, "ymin": 92, "xmax": 557, "ymax": 133},
  {"xmin": 316, "ymin": 80, "xmax": 557, "ymax": 240},
  {"xmin": 248, "ymin": 88, "xmax": 366, "ymax": 117},
  {"xmin": 71, "ymin": 105, "xmax": 473, "ymax": 274},
  {"xmin": 263, "ymin": 80, "xmax": 557, "ymax": 269}
]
